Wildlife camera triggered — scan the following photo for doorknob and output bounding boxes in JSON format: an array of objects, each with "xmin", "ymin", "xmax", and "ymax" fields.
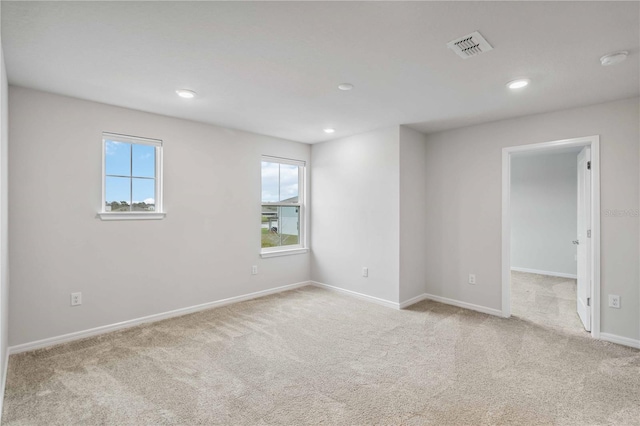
[{"xmin": 572, "ymin": 240, "xmax": 580, "ymax": 245}]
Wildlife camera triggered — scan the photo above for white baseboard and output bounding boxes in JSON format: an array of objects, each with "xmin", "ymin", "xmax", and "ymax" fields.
[
  {"xmin": 399, "ymin": 293, "xmax": 430, "ymax": 309},
  {"xmin": 422, "ymin": 293, "xmax": 504, "ymax": 318},
  {"xmin": 511, "ymin": 267, "xmax": 577, "ymax": 280},
  {"xmin": 8, "ymin": 281, "xmax": 311, "ymax": 355},
  {"xmin": 310, "ymin": 281, "xmax": 400, "ymax": 310},
  {"xmin": 309, "ymin": 283, "xmax": 504, "ymax": 318},
  {"xmin": 599, "ymin": 332, "xmax": 640, "ymax": 350}
]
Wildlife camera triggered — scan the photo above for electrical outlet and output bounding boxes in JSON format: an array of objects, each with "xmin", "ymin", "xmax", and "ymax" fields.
[
  {"xmin": 251, "ymin": 265, "xmax": 258, "ymax": 275},
  {"xmin": 608, "ymin": 295, "xmax": 621, "ymax": 309},
  {"xmin": 71, "ymin": 292, "xmax": 82, "ymax": 306},
  {"xmin": 468, "ymin": 274, "xmax": 476, "ymax": 285},
  {"xmin": 362, "ymin": 267, "xmax": 368, "ymax": 278}
]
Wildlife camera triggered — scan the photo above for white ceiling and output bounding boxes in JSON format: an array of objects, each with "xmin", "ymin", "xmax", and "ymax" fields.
[{"xmin": 2, "ymin": 1, "xmax": 639, "ymax": 143}]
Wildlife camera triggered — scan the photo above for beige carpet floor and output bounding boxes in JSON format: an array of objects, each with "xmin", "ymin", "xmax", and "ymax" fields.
[
  {"xmin": 511, "ymin": 271, "xmax": 586, "ymax": 335},
  {"xmin": 3, "ymin": 286, "xmax": 640, "ymax": 425}
]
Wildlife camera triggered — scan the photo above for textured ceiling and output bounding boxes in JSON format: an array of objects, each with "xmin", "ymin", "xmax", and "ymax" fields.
[{"xmin": 2, "ymin": 1, "xmax": 639, "ymax": 143}]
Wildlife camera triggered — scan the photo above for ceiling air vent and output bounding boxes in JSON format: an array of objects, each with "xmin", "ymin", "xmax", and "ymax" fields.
[{"xmin": 446, "ymin": 31, "xmax": 493, "ymax": 59}]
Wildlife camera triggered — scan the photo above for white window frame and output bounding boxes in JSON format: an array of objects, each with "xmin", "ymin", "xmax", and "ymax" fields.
[
  {"xmin": 98, "ymin": 132, "xmax": 165, "ymax": 221},
  {"xmin": 260, "ymin": 156, "xmax": 308, "ymax": 258}
]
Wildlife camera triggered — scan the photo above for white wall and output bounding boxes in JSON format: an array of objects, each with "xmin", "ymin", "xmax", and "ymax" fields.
[
  {"xmin": 399, "ymin": 126, "xmax": 428, "ymax": 302},
  {"xmin": 311, "ymin": 126, "xmax": 400, "ymax": 303},
  {"xmin": 424, "ymin": 97, "xmax": 640, "ymax": 341},
  {"xmin": 0, "ymin": 48, "xmax": 9, "ymax": 398},
  {"xmin": 8, "ymin": 87, "xmax": 311, "ymax": 346},
  {"xmin": 511, "ymin": 152, "xmax": 578, "ymax": 276}
]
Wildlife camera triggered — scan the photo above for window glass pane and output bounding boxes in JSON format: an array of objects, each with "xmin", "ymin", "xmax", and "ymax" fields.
[
  {"xmin": 132, "ymin": 178, "xmax": 155, "ymax": 211},
  {"xmin": 261, "ymin": 206, "xmax": 299, "ymax": 248},
  {"xmin": 261, "ymin": 205, "xmax": 277, "ymax": 248},
  {"xmin": 105, "ymin": 177, "xmax": 131, "ymax": 211},
  {"xmin": 278, "ymin": 206, "xmax": 300, "ymax": 245},
  {"xmin": 105, "ymin": 141, "xmax": 131, "ymax": 176},
  {"xmin": 132, "ymin": 144, "xmax": 155, "ymax": 178},
  {"xmin": 279, "ymin": 164, "xmax": 299, "ymax": 202},
  {"xmin": 261, "ymin": 161, "xmax": 280, "ymax": 203}
]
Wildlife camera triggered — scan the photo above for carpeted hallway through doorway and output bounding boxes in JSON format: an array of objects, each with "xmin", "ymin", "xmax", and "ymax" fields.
[
  {"xmin": 3, "ymin": 286, "xmax": 639, "ymax": 425},
  {"xmin": 511, "ymin": 271, "xmax": 587, "ymax": 335}
]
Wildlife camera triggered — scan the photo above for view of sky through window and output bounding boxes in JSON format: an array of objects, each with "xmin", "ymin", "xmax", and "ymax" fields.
[
  {"xmin": 105, "ymin": 140, "xmax": 156, "ymax": 211},
  {"xmin": 261, "ymin": 162, "xmax": 299, "ymax": 203}
]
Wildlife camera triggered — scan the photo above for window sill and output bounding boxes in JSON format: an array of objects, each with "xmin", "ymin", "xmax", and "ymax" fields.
[
  {"xmin": 97, "ymin": 212, "xmax": 166, "ymax": 221},
  {"xmin": 260, "ymin": 248, "xmax": 309, "ymax": 258}
]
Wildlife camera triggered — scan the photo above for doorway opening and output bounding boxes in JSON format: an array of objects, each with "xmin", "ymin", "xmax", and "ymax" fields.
[{"xmin": 502, "ymin": 136, "xmax": 600, "ymax": 338}]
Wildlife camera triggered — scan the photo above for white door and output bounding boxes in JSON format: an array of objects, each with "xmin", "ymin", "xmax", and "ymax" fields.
[{"xmin": 576, "ymin": 147, "xmax": 591, "ymax": 331}]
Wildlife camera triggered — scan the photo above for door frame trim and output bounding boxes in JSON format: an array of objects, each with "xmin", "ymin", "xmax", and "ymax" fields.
[{"xmin": 501, "ymin": 135, "xmax": 600, "ymax": 338}]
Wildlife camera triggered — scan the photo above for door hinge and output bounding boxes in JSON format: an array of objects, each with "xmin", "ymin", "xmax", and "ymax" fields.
[
  {"xmin": 587, "ymin": 297, "xmax": 591, "ymax": 307},
  {"xmin": 587, "ymin": 229, "xmax": 591, "ymax": 238},
  {"xmin": 587, "ymin": 161, "xmax": 591, "ymax": 170}
]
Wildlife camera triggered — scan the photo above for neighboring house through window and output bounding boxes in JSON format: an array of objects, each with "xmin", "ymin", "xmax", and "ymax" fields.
[
  {"xmin": 99, "ymin": 132, "xmax": 165, "ymax": 220},
  {"xmin": 261, "ymin": 156, "xmax": 306, "ymax": 257}
]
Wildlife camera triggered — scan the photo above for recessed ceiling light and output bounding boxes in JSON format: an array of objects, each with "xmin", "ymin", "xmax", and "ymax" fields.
[
  {"xmin": 600, "ymin": 51, "xmax": 628, "ymax": 66},
  {"xmin": 176, "ymin": 89, "xmax": 196, "ymax": 99},
  {"xmin": 507, "ymin": 79, "xmax": 530, "ymax": 90},
  {"xmin": 338, "ymin": 83, "xmax": 354, "ymax": 91},
  {"xmin": 323, "ymin": 128, "xmax": 335, "ymax": 134}
]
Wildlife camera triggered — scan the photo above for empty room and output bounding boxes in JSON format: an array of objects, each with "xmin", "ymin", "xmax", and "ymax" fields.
[{"xmin": 0, "ymin": 1, "xmax": 639, "ymax": 425}]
